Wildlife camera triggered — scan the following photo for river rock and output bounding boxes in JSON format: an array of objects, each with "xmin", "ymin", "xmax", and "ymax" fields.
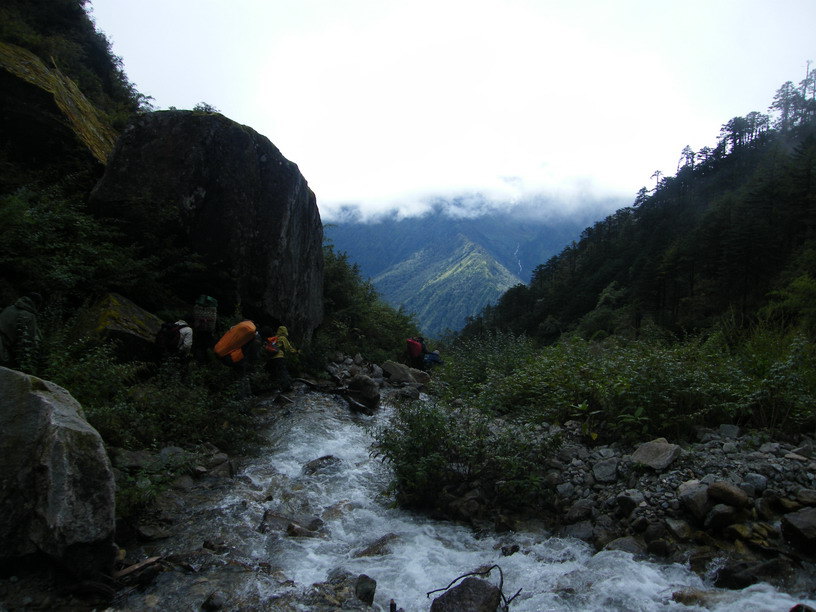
[
  {"xmin": 665, "ymin": 517, "xmax": 693, "ymax": 540},
  {"xmin": 708, "ymin": 481, "xmax": 750, "ymax": 508},
  {"xmin": 714, "ymin": 558, "xmax": 792, "ymax": 590},
  {"xmin": 592, "ymin": 457, "xmax": 619, "ymax": 483},
  {"xmin": 796, "ymin": 489, "xmax": 816, "ymax": 506},
  {"xmin": 678, "ymin": 481, "xmax": 709, "ymax": 521},
  {"xmin": 604, "ymin": 536, "xmax": 646, "ymax": 555},
  {"xmin": 704, "ymin": 503, "xmax": 738, "ymax": 530},
  {"xmin": 354, "ymin": 533, "xmax": 399, "ymax": 557},
  {"xmin": 630, "ymin": 438, "xmax": 682, "ymax": 471},
  {"xmin": 781, "ymin": 507, "xmax": 816, "ymax": 554},
  {"xmin": 381, "ymin": 360, "xmax": 429, "ymax": 385},
  {"xmin": 566, "ymin": 499, "xmax": 594, "ymax": 523},
  {"xmin": 286, "ymin": 522, "xmax": 318, "ymax": 538},
  {"xmin": 355, "ymin": 574, "xmax": 377, "ymax": 606},
  {"xmin": 90, "ymin": 110, "xmax": 324, "ymax": 339},
  {"xmin": 562, "ymin": 520, "xmax": 594, "ymax": 540},
  {"xmin": 202, "ymin": 590, "xmax": 228, "ymax": 610},
  {"xmin": 303, "ymin": 455, "xmax": 343, "ymax": 475},
  {"xmin": 348, "ymin": 374, "xmax": 381, "ymax": 412},
  {"xmin": 615, "ymin": 489, "xmax": 645, "ymax": 515},
  {"xmin": 0, "ymin": 367, "xmax": 116, "ymax": 577},
  {"xmin": 430, "ymin": 577, "xmax": 501, "ymax": 612},
  {"xmin": 398, "ymin": 385, "xmax": 421, "ymax": 400},
  {"xmin": 743, "ymin": 473, "xmax": 768, "ymax": 495}
]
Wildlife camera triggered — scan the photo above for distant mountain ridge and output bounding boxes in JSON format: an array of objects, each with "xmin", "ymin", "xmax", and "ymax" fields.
[
  {"xmin": 373, "ymin": 234, "xmax": 521, "ymax": 335},
  {"xmin": 325, "ymin": 204, "xmax": 606, "ymax": 336}
]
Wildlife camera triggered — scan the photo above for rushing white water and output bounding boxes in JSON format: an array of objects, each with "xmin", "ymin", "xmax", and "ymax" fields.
[{"xmin": 120, "ymin": 392, "xmax": 816, "ymax": 611}]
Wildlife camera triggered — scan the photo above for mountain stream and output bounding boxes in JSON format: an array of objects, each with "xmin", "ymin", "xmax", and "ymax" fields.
[{"xmin": 114, "ymin": 391, "xmax": 815, "ymax": 611}]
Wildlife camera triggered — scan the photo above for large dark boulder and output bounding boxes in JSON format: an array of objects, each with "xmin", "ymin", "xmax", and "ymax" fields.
[
  {"xmin": 0, "ymin": 367, "xmax": 116, "ymax": 577},
  {"xmin": 430, "ymin": 577, "xmax": 502, "ymax": 612},
  {"xmin": 89, "ymin": 110, "xmax": 324, "ymax": 340}
]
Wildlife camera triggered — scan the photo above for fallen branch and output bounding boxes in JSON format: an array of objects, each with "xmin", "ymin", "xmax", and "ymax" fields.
[{"xmin": 113, "ymin": 556, "xmax": 161, "ymax": 579}]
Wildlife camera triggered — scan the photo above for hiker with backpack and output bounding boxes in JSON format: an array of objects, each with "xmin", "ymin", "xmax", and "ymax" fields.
[
  {"xmin": 155, "ymin": 319, "xmax": 193, "ymax": 380},
  {"xmin": 0, "ymin": 292, "xmax": 43, "ymax": 374},
  {"xmin": 191, "ymin": 294, "xmax": 218, "ymax": 362},
  {"xmin": 214, "ymin": 319, "xmax": 262, "ymax": 397},
  {"xmin": 406, "ymin": 336, "xmax": 428, "ymax": 370},
  {"xmin": 264, "ymin": 325, "xmax": 298, "ymax": 392}
]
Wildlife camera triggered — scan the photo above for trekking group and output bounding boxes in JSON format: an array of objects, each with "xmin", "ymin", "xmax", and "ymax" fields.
[
  {"xmin": 154, "ymin": 295, "xmax": 299, "ymax": 395},
  {"xmin": 1, "ymin": 292, "xmax": 441, "ymax": 398},
  {"xmin": 0, "ymin": 292, "xmax": 298, "ymax": 397}
]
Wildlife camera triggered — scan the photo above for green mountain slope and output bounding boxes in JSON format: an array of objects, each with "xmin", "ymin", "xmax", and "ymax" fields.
[
  {"xmin": 373, "ymin": 234, "xmax": 522, "ymax": 336},
  {"xmin": 325, "ymin": 203, "xmax": 609, "ymax": 337}
]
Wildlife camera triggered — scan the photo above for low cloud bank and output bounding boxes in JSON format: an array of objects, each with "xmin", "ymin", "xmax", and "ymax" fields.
[{"xmin": 321, "ymin": 189, "xmax": 630, "ymax": 226}]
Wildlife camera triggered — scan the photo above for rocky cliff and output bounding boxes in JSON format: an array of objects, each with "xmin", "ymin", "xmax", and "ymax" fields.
[{"xmin": 89, "ymin": 110, "xmax": 324, "ymax": 340}]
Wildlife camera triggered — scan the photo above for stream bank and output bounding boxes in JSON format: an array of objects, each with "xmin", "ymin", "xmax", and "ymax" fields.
[{"xmin": 2, "ymin": 368, "xmax": 816, "ymax": 610}]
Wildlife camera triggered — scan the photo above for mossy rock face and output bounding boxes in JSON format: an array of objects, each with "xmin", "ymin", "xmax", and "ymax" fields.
[
  {"xmin": 0, "ymin": 42, "xmax": 117, "ymax": 194},
  {"xmin": 76, "ymin": 293, "xmax": 162, "ymax": 358},
  {"xmin": 0, "ymin": 42, "xmax": 117, "ymax": 165},
  {"xmin": 89, "ymin": 110, "xmax": 324, "ymax": 342}
]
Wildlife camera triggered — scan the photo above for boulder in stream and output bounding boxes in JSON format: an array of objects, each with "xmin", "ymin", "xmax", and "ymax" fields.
[{"xmin": 430, "ymin": 577, "xmax": 502, "ymax": 612}]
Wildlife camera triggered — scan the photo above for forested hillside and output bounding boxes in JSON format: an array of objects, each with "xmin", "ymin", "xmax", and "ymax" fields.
[{"xmin": 463, "ymin": 75, "xmax": 816, "ymax": 342}]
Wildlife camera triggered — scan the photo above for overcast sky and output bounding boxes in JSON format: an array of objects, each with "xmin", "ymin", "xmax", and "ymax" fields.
[{"xmin": 89, "ymin": 0, "xmax": 815, "ymax": 221}]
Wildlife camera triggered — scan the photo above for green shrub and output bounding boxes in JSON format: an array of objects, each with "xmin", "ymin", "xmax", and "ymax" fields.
[
  {"xmin": 735, "ymin": 334, "xmax": 816, "ymax": 432},
  {"xmin": 434, "ymin": 330, "xmax": 537, "ymax": 404},
  {"xmin": 435, "ymin": 333, "xmax": 762, "ymax": 442},
  {"xmin": 41, "ymin": 318, "xmax": 260, "ymax": 452},
  {"xmin": 43, "ymin": 335, "xmax": 144, "ymax": 417},
  {"xmin": 0, "ymin": 188, "xmax": 146, "ymax": 301},
  {"xmin": 373, "ymin": 399, "xmax": 560, "ymax": 512}
]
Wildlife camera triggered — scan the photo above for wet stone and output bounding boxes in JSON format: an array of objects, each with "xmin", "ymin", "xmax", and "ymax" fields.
[
  {"xmin": 355, "ymin": 574, "xmax": 376, "ymax": 606},
  {"xmin": 797, "ymin": 489, "xmax": 816, "ymax": 506},
  {"xmin": 202, "ymin": 590, "xmax": 228, "ymax": 611},
  {"xmin": 708, "ymin": 481, "xmax": 750, "ymax": 508},
  {"xmin": 604, "ymin": 536, "xmax": 646, "ymax": 555},
  {"xmin": 562, "ymin": 520, "xmax": 594, "ymax": 540}
]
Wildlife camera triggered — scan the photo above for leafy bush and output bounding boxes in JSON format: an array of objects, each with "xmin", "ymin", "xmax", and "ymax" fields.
[
  {"xmin": 433, "ymin": 331, "xmax": 816, "ymax": 442},
  {"xmin": 43, "ymin": 334, "xmax": 144, "ymax": 416},
  {"xmin": 373, "ymin": 399, "xmax": 560, "ymax": 512},
  {"xmin": 433, "ymin": 330, "xmax": 537, "ymax": 404},
  {"xmin": 0, "ymin": 188, "xmax": 146, "ymax": 301},
  {"xmin": 734, "ymin": 334, "xmax": 816, "ymax": 431}
]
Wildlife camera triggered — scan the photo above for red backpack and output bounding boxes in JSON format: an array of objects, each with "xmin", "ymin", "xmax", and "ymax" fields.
[
  {"xmin": 263, "ymin": 336, "xmax": 280, "ymax": 355},
  {"xmin": 406, "ymin": 338, "xmax": 422, "ymax": 358}
]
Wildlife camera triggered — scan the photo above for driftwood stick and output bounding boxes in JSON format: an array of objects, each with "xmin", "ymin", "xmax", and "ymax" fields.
[{"xmin": 113, "ymin": 556, "xmax": 162, "ymax": 579}]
